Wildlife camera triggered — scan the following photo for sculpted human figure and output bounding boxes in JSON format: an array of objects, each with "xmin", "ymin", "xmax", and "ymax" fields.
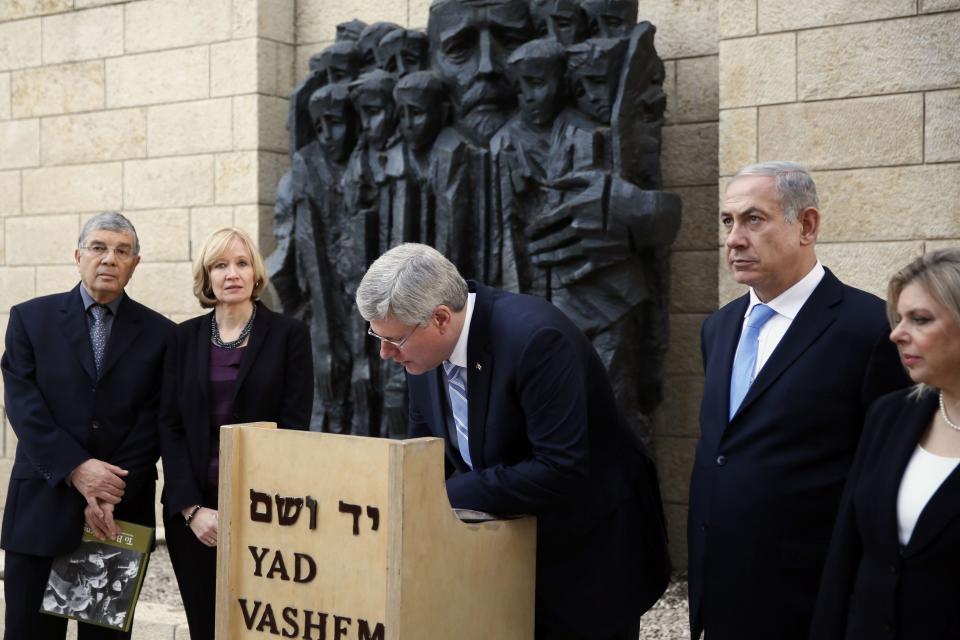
[
  {"xmin": 357, "ymin": 22, "xmax": 403, "ymax": 73},
  {"xmin": 543, "ymin": 0, "xmax": 590, "ymax": 45},
  {"xmin": 376, "ymin": 28, "xmax": 430, "ymax": 76},
  {"xmin": 336, "ymin": 18, "xmax": 367, "ymax": 42},
  {"xmin": 582, "ymin": 0, "xmax": 637, "ymax": 38}
]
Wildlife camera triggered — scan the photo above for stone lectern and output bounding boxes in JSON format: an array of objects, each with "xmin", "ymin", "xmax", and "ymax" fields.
[{"xmin": 215, "ymin": 423, "xmax": 536, "ymax": 639}]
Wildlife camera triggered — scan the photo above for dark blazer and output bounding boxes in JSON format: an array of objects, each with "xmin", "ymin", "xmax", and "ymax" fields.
[
  {"xmin": 1, "ymin": 285, "xmax": 173, "ymax": 556},
  {"xmin": 406, "ymin": 282, "xmax": 670, "ymax": 636},
  {"xmin": 811, "ymin": 389, "xmax": 960, "ymax": 639},
  {"xmin": 687, "ymin": 268, "xmax": 910, "ymax": 640},
  {"xmin": 159, "ymin": 301, "xmax": 313, "ymax": 515}
]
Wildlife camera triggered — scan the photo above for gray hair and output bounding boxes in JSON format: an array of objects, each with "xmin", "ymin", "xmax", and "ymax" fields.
[
  {"xmin": 78, "ymin": 211, "xmax": 140, "ymax": 255},
  {"xmin": 356, "ymin": 243, "xmax": 468, "ymax": 325},
  {"xmin": 734, "ymin": 161, "xmax": 819, "ymax": 223}
]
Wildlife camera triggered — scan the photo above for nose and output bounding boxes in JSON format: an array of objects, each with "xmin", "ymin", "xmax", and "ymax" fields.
[
  {"xmin": 478, "ymin": 29, "xmax": 494, "ymax": 75},
  {"xmin": 724, "ymin": 222, "xmax": 746, "ymax": 250},
  {"xmin": 379, "ymin": 340, "xmax": 398, "ymax": 360},
  {"xmin": 889, "ymin": 320, "xmax": 907, "ymax": 344}
]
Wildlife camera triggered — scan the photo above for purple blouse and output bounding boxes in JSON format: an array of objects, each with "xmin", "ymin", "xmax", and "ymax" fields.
[{"xmin": 207, "ymin": 344, "xmax": 245, "ymax": 489}]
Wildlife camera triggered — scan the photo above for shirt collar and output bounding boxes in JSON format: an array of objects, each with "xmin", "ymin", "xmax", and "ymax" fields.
[
  {"xmin": 447, "ymin": 292, "xmax": 476, "ymax": 369},
  {"xmin": 746, "ymin": 261, "xmax": 825, "ymax": 321},
  {"xmin": 79, "ymin": 285, "xmax": 123, "ymax": 316}
]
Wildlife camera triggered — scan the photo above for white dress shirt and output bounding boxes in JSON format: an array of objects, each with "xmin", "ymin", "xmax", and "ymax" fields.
[
  {"xmin": 897, "ymin": 444, "xmax": 960, "ymax": 546},
  {"xmin": 447, "ymin": 292, "xmax": 476, "ymax": 369}
]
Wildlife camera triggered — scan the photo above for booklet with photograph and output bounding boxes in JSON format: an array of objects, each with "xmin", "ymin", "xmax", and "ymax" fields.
[{"xmin": 40, "ymin": 520, "xmax": 153, "ymax": 632}]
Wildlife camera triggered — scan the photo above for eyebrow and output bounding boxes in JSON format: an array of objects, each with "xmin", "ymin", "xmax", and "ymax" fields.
[{"xmin": 720, "ymin": 206, "xmax": 766, "ymax": 217}]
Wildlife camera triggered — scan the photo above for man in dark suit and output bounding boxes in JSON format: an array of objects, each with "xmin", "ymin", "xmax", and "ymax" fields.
[
  {"xmin": 1, "ymin": 212, "xmax": 173, "ymax": 639},
  {"xmin": 687, "ymin": 162, "xmax": 910, "ymax": 640},
  {"xmin": 355, "ymin": 243, "xmax": 670, "ymax": 639}
]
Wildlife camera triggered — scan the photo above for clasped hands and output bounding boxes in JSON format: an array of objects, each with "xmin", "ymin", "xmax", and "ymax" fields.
[{"xmin": 70, "ymin": 458, "xmax": 127, "ymax": 540}]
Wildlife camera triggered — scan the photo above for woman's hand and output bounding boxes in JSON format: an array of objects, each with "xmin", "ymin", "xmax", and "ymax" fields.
[{"xmin": 183, "ymin": 506, "xmax": 219, "ymax": 547}]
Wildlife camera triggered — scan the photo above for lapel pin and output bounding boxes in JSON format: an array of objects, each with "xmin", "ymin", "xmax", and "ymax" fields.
[{"xmin": 475, "ymin": 362, "xmax": 482, "ymax": 371}]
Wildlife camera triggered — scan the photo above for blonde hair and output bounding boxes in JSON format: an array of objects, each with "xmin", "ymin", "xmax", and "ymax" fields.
[{"xmin": 193, "ymin": 227, "xmax": 269, "ymax": 308}]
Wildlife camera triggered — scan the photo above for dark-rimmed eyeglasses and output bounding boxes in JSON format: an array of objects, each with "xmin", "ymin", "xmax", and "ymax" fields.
[{"xmin": 367, "ymin": 324, "xmax": 419, "ymax": 349}]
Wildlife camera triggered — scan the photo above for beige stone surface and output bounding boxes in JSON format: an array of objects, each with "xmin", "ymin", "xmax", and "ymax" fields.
[
  {"xmin": 927, "ymin": 239, "xmax": 960, "ymax": 253},
  {"xmin": 663, "ymin": 503, "xmax": 688, "ymax": 570},
  {"xmin": 662, "ymin": 60, "xmax": 677, "ymax": 123},
  {"xmin": 233, "ymin": 94, "xmax": 289, "ymax": 154},
  {"xmin": 1, "ymin": 266, "xmax": 35, "ymax": 319},
  {"xmin": 124, "ymin": 0, "xmax": 231, "ymax": 53},
  {"xmin": 35, "ymin": 264, "xmax": 78, "ymax": 296},
  {"xmin": 0, "ymin": 18, "xmax": 41, "ymax": 72},
  {"xmin": 818, "ymin": 242, "xmax": 925, "ymax": 299},
  {"xmin": 41, "ymin": 108, "xmax": 146, "ymax": 165},
  {"xmin": 211, "ymin": 39, "xmax": 259, "ymax": 97},
  {"xmin": 718, "ymin": 107, "xmax": 756, "ymax": 177},
  {"xmin": 74, "ymin": 0, "xmax": 122, "ymax": 7},
  {"xmin": 41, "ymin": 5, "xmax": 123, "ymax": 64},
  {"xmin": 0, "ymin": 219, "xmax": 4, "ymax": 263},
  {"xmin": 11, "ymin": 61, "xmax": 104, "ymax": 118},
  {"xmin": 672, "ymin": 185, "xmax": 720, "ymax": 251},
  {"xmin": 106, "ymin": 47, "xmax": 209, "ymax": 108},
  {"xmin": 120, "ymin": 209, "xmax": 190, "ymax": 262},
  {"xmin": 921, "ymin": 0, "xmax": 960, "ymax": 10},
  {"xmin": 234, "ymin": 204, "xmax": 276, "ymax": 254},
  {"xmin": 654, "ymin": 435, "xmax": 697, "ymax": 503},
  {"xmin": 296, "ymin": 0, "xmax": 408, "ymax": 46},
  {"xmin": 816, "ymin": 165, "xmax": 960, "ymax": 242},
  {"xmin": 190, "ymin": 206, "xmax": 235, "ymax": 258},
  {"xmin": 274, "ymin": 42, "xmax": 296, "ymax": 98},
  {"xmin": 6, "ymin": 214, "xmax": 77, "ymax": 265},
  {"xmin": 124, "ymin": 156, "xmax": 215, "ymax": 209},
  {"xmin": 718, "ymin": 250, "xmax": 745, "ymax": 306},
  {"xmin": 759, "ymin": 0, "xmax": 915, "ymax": 32},
  {"xmin": 124, "ymin": 261, "xmax": 202, "ymax": 315},
  {"xmin": 758, "ymin": 95, "xmax": 924, "ymax": 170},
  {"xmin": 662, "ymin": 122, "xmax": 718, "ymax": 187},
  {"xmin": 410, "ymin": 0, "xmax": 431, "ymax": 29},
  {"xmin": 0, "ymin": 171, "xmax": 21, "ymax": 216},
  {"xmin": 0, "ymin": 119, "xmax": 39, "ymax": 170},
  {"xmin": 215, "ymin": 151, "xmax": 259, "ymax": 205},
  {"xmin": 22, "ymin": 163, "xmax": 122, "ymax": 213},
  {"xmin": 0, "ymin": 73, "xmax": 9, "ymax": 120},
  {"xmin": 798, "ymin": 14, "xmax": 960, "ymax": 101},
  {"xmin": 719, "ymin": 33, "xmax": 795, "ymax": 108},
  {"xmin": 640, "ymin": 0, "xmax": 719, "ymax": 59},
  {"xmin": 295, "ymin": 42, "xmax": 331, "ymax": 80},
  {"xmin": 674, "ymin": 55, "xmax": 719, "ymax": 123},
  {"xmin": 672, "ymin": 250, "xmax": 718, "ymax": 313},
  {"xmin": 926, "ymin": 90, "xmax": 960, "ymax": 163},
  {"xmin": 147, "ymin": 99, "xmax": 233, "ymax": 157},
  {"xmin": 0, "ymin": 0, "xmax": 71, "ymax": 21},
  {"xmin": 665, "ymin": 313, "xmax": 709, "ymax": 375},
  {"xmin": 654, "ymin": 375, "xmax": 705, "ymax": 438},
  {"xmin": 719, "ymin": 0, "xmax": 756, "ymax": 38},
  {"xmin": 233, "ymin": 0, "xmax": 295, "ymax": 43}
]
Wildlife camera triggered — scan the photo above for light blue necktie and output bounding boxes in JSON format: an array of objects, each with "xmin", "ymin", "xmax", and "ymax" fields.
[
  {"xmin": 443, "ymin": 361, "xmax": 472, "ymax": 469},
  {"xmin": 729, "ymin": 303, "xmax": 777, "ymax": 419}
]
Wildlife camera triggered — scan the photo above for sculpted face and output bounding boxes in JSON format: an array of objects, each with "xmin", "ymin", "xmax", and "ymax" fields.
[
  {"xmin": 378, "ymin": 30, "xmax": 430, "ymax": 76},
  {"xmin": 582, "ymin": 0, "xmax": 637, "ymax": 38},
  {"xmin": 546, "ymin": 0, "xmax": 589, "ymax": 45},
  {"xmin": 508, "ymin": 41, "xmax": 566, "ymax": 127},
  {"xmin": 428, "ymin": 0, "xmax": 532, "ymax": 143},
  {"xmin": 396, "ymin": 92, "xmax": 445, "ymax": 150},
  {"xmin": 568, "ymin": 39, "xmax": 625, "ymax": 124},
  {"xmin": 355, "ymin": 90, "xmax": 397, "ymax": 151},
  {"xmin": 310, "ymin": 91, "xmax": 357, "ymax": 162}
]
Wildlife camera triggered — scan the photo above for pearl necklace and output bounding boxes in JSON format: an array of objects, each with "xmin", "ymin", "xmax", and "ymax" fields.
[
  {"xmin": 211, "ymin": 304, "xmax": 256, "ymax": 349},
  {"xmin": 939, "ymin": 391, "xmax": 960, "ymax": 432}
]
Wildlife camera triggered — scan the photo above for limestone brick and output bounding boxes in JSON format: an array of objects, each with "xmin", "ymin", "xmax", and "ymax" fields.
[
  {"xmin": 74, "ymin": 0, "xmax": 121, "ymax": 7},
  {"xmin": 147, "ymin": 99, "xmax": 233, "ymax": 157},
  {"xmin": 41, "ymin": 6, "xmax": 123, "ymax": 65},
  {"xmin": 117, "ymin": 209, "xmax": 190, "ymax": 262},
  {"xmin": 672, "ymin": 185, "xmax": 719, "ymax": 252},
  {"xmin": 40, "ymin": 109, "xmax": 146, "ymax": 165},
  {"xmin": 215, "ymin": 152, "xmax": 258, "ymax": 205},
  {"xmin": 759, "ymin": 0, "xmax": 915, "ymax": 32},
  {"xmin": 816, "ymin": 165, "xmax": 960, "ymax": 243},
  {"xmin": 665, "ymin": 313, "xmax": 708, "ymax": 375},
  {"xmin": 662, "ymin": 61, "xmax": 676, "ymax": 124},
  {"xmin": 106, "ymin": 47, "xmax": 209, "ymax": 109},
  {"xmin": 0, "ymin": 457, "xmax": 12, "ymax": 498},
  {"xmin": 718, "ymin": 107, "xmax": 756, "ymax": 177},
  {"xmin": 0, "ymin": 219, "xmax": 4, "ymax": 263},
  {"xmin": 410, "ymin": 0, "xmax": 430, "ymax": 29},
  {"xmin": 35, "ymin": 265, "xmax": 78, "ymax": 296},
  {"xmin": 718, "ymin": 250, "xmax": 745, "ymax": 307},
  {"xmin": 921, "ymin": 0, "xmax": 960, "ymax": 10},
  {"xmin": 124, "ymin": 0, "xmax": 231, "ymax": 53},
  {"xmin": 0, "ymin": 73, "xmax": 10, "ymax": 120},
  {"xmin": 274, "ymin": 43, "xmax": 296, "ymax": 99},
  {"xmin": 6, "ymin": 214, "xmax": 77, "ymax": 265},
  {"xmin": 233, "ymin": 0, "xmax": 295, "ymax": 43},
  {"xmin": 674, "ymin": 55, "xmax": 718, "ymax": 124},
  {"xmin": 798, "ymin": 14, "xmax": 960, "ymax": 101},
  {"xmin": 927, "ymin": 239, "xmax": 960, "ymax": 253},
  {"xmin": 295, "ymin": 43, "xmax": 330, "ymax": 81},
  {"xmin": 639, "ymin": 0, "xmax": 719, "ymax": 59},
  {"xmin": 719, "ymin": 33, "xmax": 795, "ymax": 108},
  {"xmin": 190, "ymin": 206, "xmax": 234, "ymax": 258},
  {"xmin": 662, "ymin": 123, "xmax": 718, "ymax": 188},
  {"xmin": 22, "ymin": 163, "xmax": 122, "ymax": 214},
  {"xmin": 124, "ymin": 261, "xmax": 202, "ymax": 316},
  {"xmin": 296, "ymin": 0, "xmax": 408, "ymax": 46},
  {"xmin": 0, "ymin": 120, "xmax": 39, "ymax": 170},
  {"xmin": 654, "ymin": 375, "xmax": 705, "ymax": 438},
  {"xmin": 672, "ymin": 251, "xmax": 718, "ymax": 314},
  {"xmin": 211, "ymin": 39, "xmax": 260, "ymax": 97},
  {"xmin": 0, "ymin": 0, "xmax": 71, "ymax": 21},
  {"xmin": 233, "ymin": 204, "xmax": 275, "ymax": 254},
  {"xmin": 663, "ymin": 503, "xmax": 688, "ymax": 569},
  {"xmin": 719, "ymin": 0, "xmax": 756, "ymax": 38},
  {"xmin": 758, "ymin": 95, "xmax": 923, "ymax": 170},
  {"xmin": 0, "ymin": 171, "xmax": 21, "ymax": 216},
  {"xmin": 12, "ymin": 61, "xmax": 104, "ymax": 118},
  {"xmin": 233, "ymin": 94, "xmax": 289, "ymax": 154},
  {"xmin": 0, "ymin": 18, "xmax": 41, "ymax": 72},
  {"xmin": 124, "ymin": 156, "xmax": 215, "ymax": 209},
  {"xmin": 653, "ymin": 435, "xmax": 697, "ymax": 503},
  {"xmin": 0, "ymin": 267, "xmax": 35, "ymax": 312},
  {"xmin": 926, "ymin": 90, "xmax": 960, "ymax": 163},
  {"xmin": 818, "ymin": 242, "xmax": 924, "ymax": 299}
]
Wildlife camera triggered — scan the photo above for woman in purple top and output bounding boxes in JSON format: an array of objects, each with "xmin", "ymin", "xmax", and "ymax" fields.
[{"xmin": 159, "ymin": 228, "xmax": 312, "ymax": 640}]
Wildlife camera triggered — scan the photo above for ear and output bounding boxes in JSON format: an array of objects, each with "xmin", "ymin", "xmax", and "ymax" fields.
[
  {"xmin": 75, "ymin": 249, "xmax": 82, "ymax": 267},
  {"xmin": 433, "ymin": 305, "xmax": 453, "ymax": 332},
  {"xmin": 798, "ymin": 207, "xmax": 820, "ymax": 246}
]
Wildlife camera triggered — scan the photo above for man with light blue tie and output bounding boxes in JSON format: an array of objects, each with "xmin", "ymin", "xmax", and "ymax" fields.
[
  {"xmin": 356, "ymin": 243, "xmax": 671, "ymax": 639},
  {"xmin": 687, "ymin": 162, "xmax": 910, "ymax": 640}
]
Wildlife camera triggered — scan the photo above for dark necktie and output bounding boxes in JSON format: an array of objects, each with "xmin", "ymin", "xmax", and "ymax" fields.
[{"xmin": 90, "ymin": 304, "xmax": 109, "ymax": 376}]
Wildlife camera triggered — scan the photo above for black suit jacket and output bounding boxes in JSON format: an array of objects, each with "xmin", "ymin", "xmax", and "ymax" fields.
[
  {"xmin": 811, "ymin": 390, "xmax": 960, "ymax": 639},
  {"xmin": 159, "ymin": 301, "xmax": 313, "ymax": 515},
  {"xmin": 688, "ymin": 268, "xmax": 910, "ymax": 640},
  {"xmin": 1, "ymin": 285, "xmax": 173, "ymax": 556},
  {"xmin": 406, "ymin": 282, "xmax": 670, "ymax": 635}
]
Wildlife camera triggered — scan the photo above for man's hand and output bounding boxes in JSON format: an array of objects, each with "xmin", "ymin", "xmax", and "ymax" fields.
[
  {"xmin": 84, "ymin": 500, "xmax": 120, "ymax": 541},
  {"xmin": 69, "ymin": 459, "xmax": 127, "ymax": 520}
]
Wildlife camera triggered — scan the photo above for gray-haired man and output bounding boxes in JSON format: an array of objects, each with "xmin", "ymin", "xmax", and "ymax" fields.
[{"xmin": 1, "ymin": 212, "xmax": 173, "ymax": 639}]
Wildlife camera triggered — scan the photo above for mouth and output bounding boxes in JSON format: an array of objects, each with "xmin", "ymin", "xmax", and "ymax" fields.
[
  {"xmin": 901, "ymin": 354, "xmax": 921, "ymax": 367},
  {"xmin": 730, "ymin": 258, "xmax": 757, "ymax": 268}
]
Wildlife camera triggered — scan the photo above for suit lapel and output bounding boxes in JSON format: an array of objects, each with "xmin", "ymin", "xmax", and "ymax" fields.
[
  {"xmin": 98, "ymin": 295, "xmax": 142, "ymax": 380},
  {"xmin": 194, "ymin": 312, "xmax": 213, "ymax": 468},
  {"xmin": 465, "ymin": 282, "xmax": 493, "ymax": 469},
  {"xmin": 233, "ymin": 303, "xmax": 269, "ymax": 402},
  {"xmin": 57, "ymin": 286, "xmax": 97, "ymax": 383},
  {"xmin": 426, "ymin": 367, "xmax": 466, "ymax": 470}
]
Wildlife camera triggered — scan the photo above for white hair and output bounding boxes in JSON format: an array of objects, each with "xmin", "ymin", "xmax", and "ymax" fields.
[
  {"xmin": 79, "ymin": 211, "xmax": 140, "ymax": 255},
  {"xmin": 734, "ymin": 161, "xmax": 819, "ymax": 223}
]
